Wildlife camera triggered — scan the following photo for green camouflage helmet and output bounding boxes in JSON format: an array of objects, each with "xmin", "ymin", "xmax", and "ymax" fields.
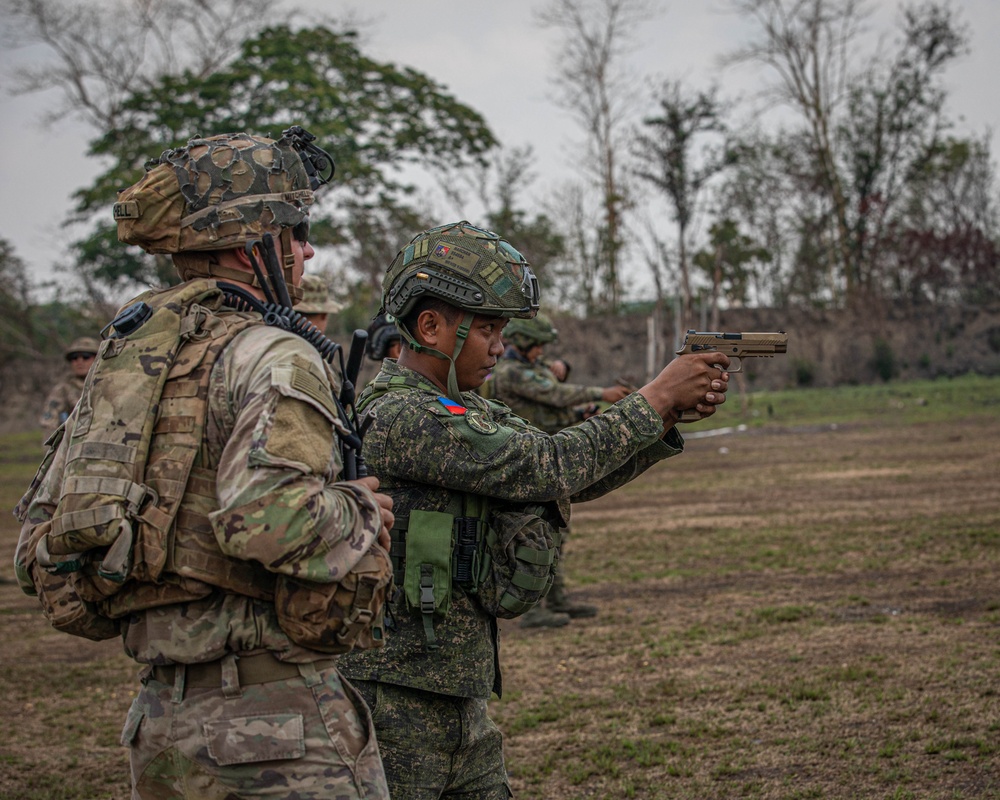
[
  {"xmin": 113, "ymin": 130, "xmax": 324, "ymax": 255},
  {"xmin": 382, "ymin": 221, "xmax": 540, "ymax": 321},
  {"xmin": 505, "ymin": 313, "xmax": 558, "ymax": 349}
]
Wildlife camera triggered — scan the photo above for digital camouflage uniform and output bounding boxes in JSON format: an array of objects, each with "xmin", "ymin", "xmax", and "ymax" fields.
[
  {"xmin": 487, "ymin": 347, "xmax": 603, "ymax": 435},
  {"xmin": 488, "ymin": 322, "xmax": 613, "ymax": 626},
  {"xmin": 14, "ymin": 131, "xmax": 390, "ymax": 800},
  {"xmin": 338, "ymin": 222, "xmax": 685, "ymax": 799}
]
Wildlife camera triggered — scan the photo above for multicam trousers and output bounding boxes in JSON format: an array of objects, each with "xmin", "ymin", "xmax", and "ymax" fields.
[
  {"xmin": 352, "ymin": 680, "xmax": 512, "ymax": 800},
  {"xmin": 122, "ymin": 655, "xmax": 388, "ymax": 799}
]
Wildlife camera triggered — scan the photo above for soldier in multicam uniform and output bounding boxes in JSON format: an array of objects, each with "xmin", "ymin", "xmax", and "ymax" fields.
[
  {"xmin": 338, "ymin": 220, "xmax": 731, "ymax": 799},
  {"xmin": 39, "ymin": 336, "xmax": 100, "ymax": 437},
  {"xmin": 14, "ymin": 130, "xmax": 395, "ymax": 799},
  {"xmin": 298, "ymin": 273, "xmax": 343, "ymax": 333},
  {"xmin": 485, "ymin": 314, "xmax": 633, "ymax": 628}
]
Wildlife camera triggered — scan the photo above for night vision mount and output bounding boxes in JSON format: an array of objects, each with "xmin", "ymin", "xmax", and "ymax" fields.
[{"xmin": 281, "ymin": 125, "xmax": 335, "ymax": 191}]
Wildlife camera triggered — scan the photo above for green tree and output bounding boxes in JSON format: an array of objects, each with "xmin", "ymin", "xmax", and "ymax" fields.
[
  {"xmin": 692, "ymin": 218, "xmax": 771, "ymax": 326},
  {"xmin": 887, "ymin": 136, "xmax": 999, "ymax": 304},
  {"xmin": 63, "ymin": 24, "xmax": 497, "ymax": 293},
  {"xmin": 0, "ymin": 238, "xmax": 36, "ymax": 366}
]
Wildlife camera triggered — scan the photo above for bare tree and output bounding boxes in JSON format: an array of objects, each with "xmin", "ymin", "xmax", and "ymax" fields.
[
  {"xmin": 537, "ymin": 0, "xmax": 659, "ymax": 313},
  {"xmin": 723, "ymin": 0, "xmax": 968, "ymax": 306},
  {"xmin": 2, "ymin": 0, "xmax": 277, "ymax": 130},
  {"xmin": 723, "ymin": 0, "xmax": 870, "ymax": 300},
  {"xmin": 632, "ymin": 80, "xmax": 731, "ymax": 323},
  {"xmin": 543, "ymin": 181, "xmax": 604, "ymax": 314}
]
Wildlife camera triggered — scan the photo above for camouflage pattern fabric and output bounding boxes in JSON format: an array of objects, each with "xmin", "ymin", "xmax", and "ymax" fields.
[
  {"xmin": 123, "ymin": 663, "xmax": 386, "ymax": 799},
  {"xmin": 297, "ymin": 274, "xmax": 343, "ymax": 314},
  {"xmin": 487, "ymin": 347, "xmax": 603, "ymax": 434},
  {"xmin": 15, "ymin": 295, "xmax": 389, "ymax": 798},
  {"xmin": 339, "ymin": 358, "xmax": 685, "ymax": 702},
  {"xmin": 38, "ymin": 374, "xmax": 87, "ymax": 436},
  {"xmin": 114, "ymin": 132, "xmax": 313, "ymax": 255},
  {"xmin": 352, "ymin": 679, "xmax": 510, "ymax": 800}
]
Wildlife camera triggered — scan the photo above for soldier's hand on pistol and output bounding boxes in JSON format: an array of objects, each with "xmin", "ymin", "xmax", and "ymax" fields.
[
  {"xmin": 352, "ymin": 476, "xmax": 394, "ymax": 550},
  {"xmin": 601, "ymin": 384, "xmax": 631, "ymax": 403},
  {"xmin": 638, "ymin": 353, "xmax": 731, "ymax": 424}
]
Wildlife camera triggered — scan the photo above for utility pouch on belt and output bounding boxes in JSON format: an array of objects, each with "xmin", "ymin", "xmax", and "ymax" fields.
[
  {"xmin": 478, "ymin": 505, "xmax": 562, "ymax": 619},
  {"xmin": 404, "ymin": 510, "xmax": 454, "ymax": 649}
]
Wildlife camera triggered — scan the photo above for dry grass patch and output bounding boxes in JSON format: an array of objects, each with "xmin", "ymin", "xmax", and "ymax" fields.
[{"xmin": 2, "ymin": 384, "xmax": 1000, "ymax": 799}]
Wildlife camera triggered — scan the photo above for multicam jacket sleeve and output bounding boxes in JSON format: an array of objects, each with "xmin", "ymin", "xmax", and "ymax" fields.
[{"xmin": 205, "ymin": 325, "xmax": 382, "ymax": 583}]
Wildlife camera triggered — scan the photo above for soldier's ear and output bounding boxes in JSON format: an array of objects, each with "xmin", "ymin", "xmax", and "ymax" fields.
[{"xmin": 413, "ymin": 308, "xmax": 444, "ymax": 347}]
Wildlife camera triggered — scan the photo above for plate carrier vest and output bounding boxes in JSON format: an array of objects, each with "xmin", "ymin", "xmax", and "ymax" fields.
[{"xmin": 17, "ymin": 279, "xmax": 390, "ymax": 653}]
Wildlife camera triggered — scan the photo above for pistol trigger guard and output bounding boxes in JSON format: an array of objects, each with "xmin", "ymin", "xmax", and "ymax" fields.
[{"xmin": 726, "ymin": 356, "xmax": 742, "ymax": 373}]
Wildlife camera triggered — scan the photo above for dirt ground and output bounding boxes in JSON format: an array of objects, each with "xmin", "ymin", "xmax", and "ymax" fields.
[{"xmin": 1, "ymin": 412, "xmax": 998, "ymax": 799}]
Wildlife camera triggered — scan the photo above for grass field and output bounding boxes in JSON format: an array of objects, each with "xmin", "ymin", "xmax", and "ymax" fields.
[{"xmin": 1, "ymin": 374, "xmax": 998, "ymax": 799}]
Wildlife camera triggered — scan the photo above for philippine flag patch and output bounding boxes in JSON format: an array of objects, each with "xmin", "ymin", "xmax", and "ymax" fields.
[{"xmin": 436, "ymin": 396, "xmax": 466, "ymax": 415}]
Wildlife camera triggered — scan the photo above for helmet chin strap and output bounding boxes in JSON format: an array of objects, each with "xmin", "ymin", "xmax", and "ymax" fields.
[
  {"xmin": 396, "ymin": 311, "xmax": 473, "ymax": 404},
  {"xmin": 279, "ymin": 228, "xmax": 304, "ymax": 304}
]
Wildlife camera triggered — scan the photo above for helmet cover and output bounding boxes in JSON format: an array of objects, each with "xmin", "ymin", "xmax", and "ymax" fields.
[
  {"xmin": 113, "ymin": 131, "xmax": 316, "ymax": 254},
  {"xmin": 382, "ymin": 221, "xmax": 540, "ymax": 321},
  {"xmin": 296, "ymin": 274, "xmax": 342, "ymax": 314},
  {"xmin": 505, "ymin": 313, "xmax": 558, "ymax": 349},
  {"xmin": 64, "ymin": 337, "xmax": 100, "ymax": 359}
]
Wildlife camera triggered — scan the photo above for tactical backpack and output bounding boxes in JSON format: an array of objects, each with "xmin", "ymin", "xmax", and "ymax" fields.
[{"xmin": 16, "ymin": 279, "xmax": 390, "ymax": 653}]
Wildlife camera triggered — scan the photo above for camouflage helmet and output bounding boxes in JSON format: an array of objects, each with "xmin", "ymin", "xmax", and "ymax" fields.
[
  {"xmin": 64, "ymin": 337, "xmax": 100, "ymax": 360},
  {"xmin": 382, "ymin": 221, "xmax": 540, "ymax": 321},
  {"xmin": 366, "ymin": 313, "xmax": 401, "ymax": 361},
  {"xmin": 113, "ymin": 127, "xmax": 333, "ymax": 255},
  {"xmin": 505, "ymin": 313, "xmax": 558, "ymax": 349},
  {"xmin": 297, "ymin": 274, "xmax": 342, "ymax": 314}
]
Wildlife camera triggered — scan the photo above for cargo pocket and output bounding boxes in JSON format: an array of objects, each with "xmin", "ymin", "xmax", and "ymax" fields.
[
  {"xmin": 203, "ymin": 714, "xmax": 305, "ymax": 766},
  {"xmin": 120, "ymin": 700, "xmax": 145, "ymax": 747}
]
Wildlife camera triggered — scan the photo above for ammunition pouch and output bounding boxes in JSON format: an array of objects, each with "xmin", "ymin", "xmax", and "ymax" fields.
[
  {"xmin": 392, "ymin": 496, "xmax": 561, "ymax": 646},
  {"xmin": 477, "ymin": 506, "xmax": 561, "ymax": 619},
  {"xmin": 274, "ymin": 543, "xmax": 393, "ymax": 654}
]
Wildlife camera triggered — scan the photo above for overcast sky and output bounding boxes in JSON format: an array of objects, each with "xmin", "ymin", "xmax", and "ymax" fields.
[{"xmin": 1, "ymin": 0, "xmax": 997, "ymax": 295}]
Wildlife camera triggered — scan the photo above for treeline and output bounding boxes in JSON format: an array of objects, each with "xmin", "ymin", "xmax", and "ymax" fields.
[{"xmin": 0, "ymin": 0, "xmax": 996, "ymax": 372}]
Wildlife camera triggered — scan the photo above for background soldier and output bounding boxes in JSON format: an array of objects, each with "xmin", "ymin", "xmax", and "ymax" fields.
[
  {"xmin": 297, "ymin": 273, "xmax": 343, "ymax": 333},
  {"xmin": 38, "ymin": 336, "xmax": 99, "ymax": 437},
  {"xmin": 486, "ymin": 314, "xmax": 632, "ymax": 628},
  {"xmin": 15, "ymin": 130, "xmax": 394, "ymax": 799},
  {"xmin": 365, "ymin": 312, "xmax": 402, "ymax": 362},
  {"xmin": 339, "ymin": 220, "xmax": 730, "ymax": 799}
]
